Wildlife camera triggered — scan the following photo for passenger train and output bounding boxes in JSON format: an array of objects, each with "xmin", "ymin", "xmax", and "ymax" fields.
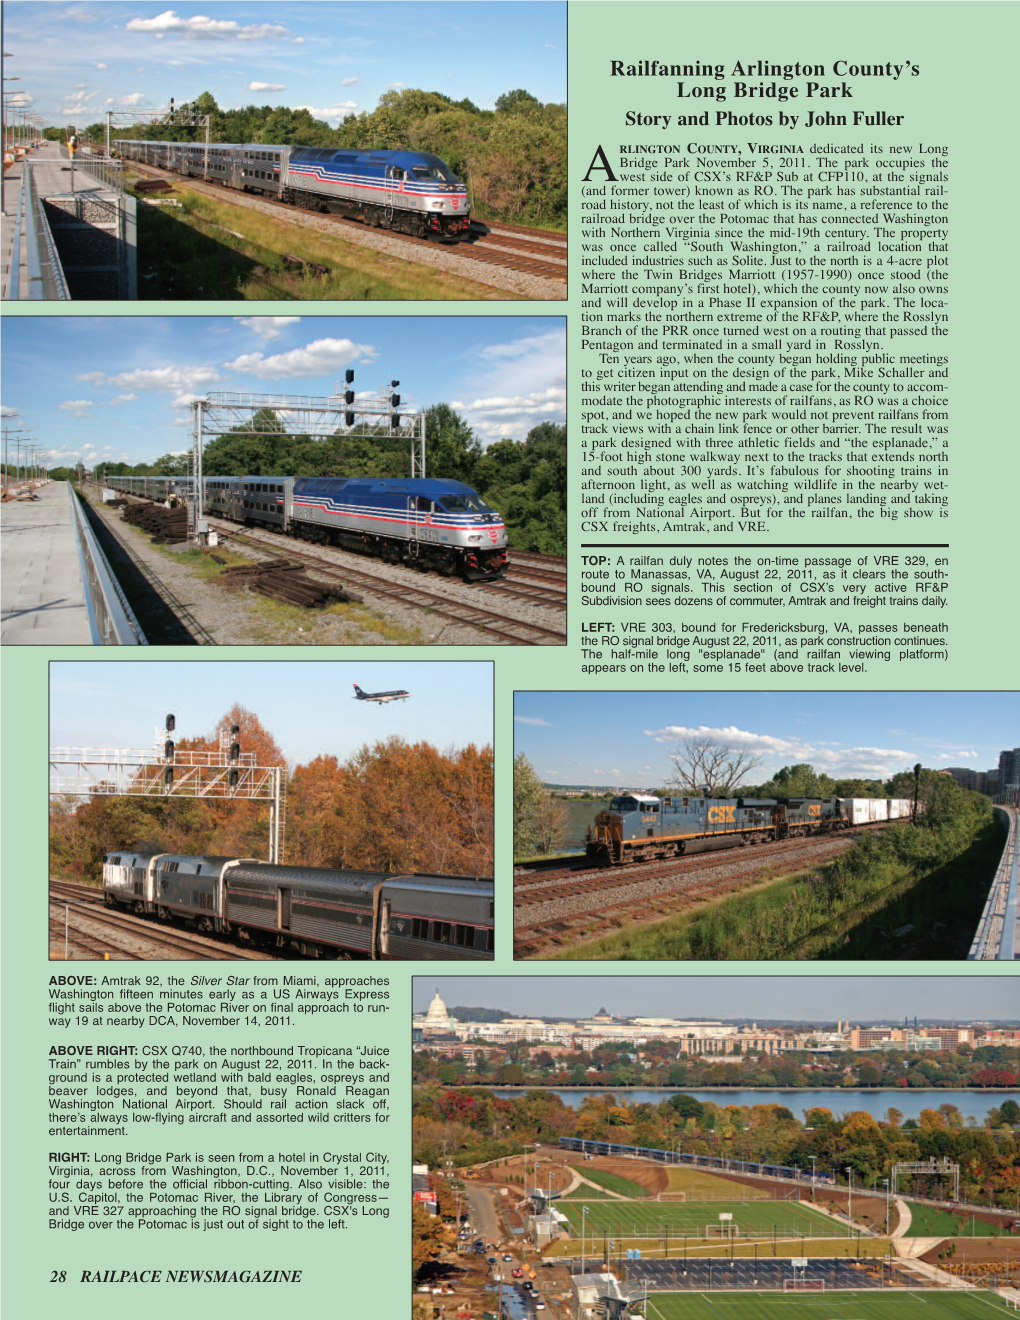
[
  {"xmin": 112, "ymin": 140, "xmax": 471, "ymax": 241},
  {"xmin": 105, "ymin": 474, "xmax": 509, "ymax": 581},
  {"xmin": 586, "ymin": 793, "xmax": 919, "ymax": 866},
  {"xmin": 103, "ymin": 852, "xmax": 494, "ymax": 960}
]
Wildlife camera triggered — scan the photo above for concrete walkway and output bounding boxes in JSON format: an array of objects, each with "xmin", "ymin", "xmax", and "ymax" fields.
[
  {"xmin": 1, "ymin": 483, "xmax": 93, "ymax": 644},
  {"xmin": 892, "ymin": 1198, "xmax": 912, "ymax": 1238}
]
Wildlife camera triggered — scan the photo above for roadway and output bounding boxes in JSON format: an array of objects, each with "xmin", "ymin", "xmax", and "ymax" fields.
[{"xmin": 1, "ymin": 482, "xmax": 93, "ymax": 644}]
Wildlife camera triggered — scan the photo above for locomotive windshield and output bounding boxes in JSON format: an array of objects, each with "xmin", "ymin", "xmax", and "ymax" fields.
[
  {"xmin": 412, "ymin": 155, "xmax": 462, "ymax": 184},
  {"xmin": 437, "ymin": 493, "xmax": 496, "ymax": 516},
  {"xmin": 610, "ymin": 797, "xmax": 640, "ymax": 812}
]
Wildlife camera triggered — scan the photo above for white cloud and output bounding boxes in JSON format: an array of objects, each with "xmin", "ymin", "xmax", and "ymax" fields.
[
  {"xmin": 452, "ymin": 326, "xmax": 566, "ymax": 445},
  {"xmin": 106, "ymin": 394, "xmax": 138, "ymax": 408},
  {"xmin": 59, "ymin": 400, "xmax": 94, "ymax": 417},
  {"xmin": 515, "ymin": 716, "xmax": 554, "ymax": 726},
  {"xmin": 246, "ymin": 81, "xmax": 285, "ymax": 92},
  {"xmin": 223, "ymin": 337, "xmax": 377, "ymax": 380},
  {"xmin": 234, "ymin": 316, "xmax": 301, "ymax": 341},
  {"xmin": 340, "ymin": 78, "xmax": 360, "ymax": 87},
  {"xmin": 643, "ymin": 723, "xmax": 917, "ymax": 781},
  {"xmin": 384, "ymin": 82, "xmax": 406, "ymax": 90},
  {"xmin": 76, "ymin": 364, "xmax": 221, "ymax": 395},
  {"xmin": 96, "ymin": 63, "xmax": 108, "ymax": 69},
  {"xmin": 125, "ymin": 11, "xmax": 289, "ymax": 41},
  {"xmin": 293, "ymin": 102, "xmax": 358, "ymax": 123},
  {"xmin": 104, "ymin": 93, "xmax": 148, "ymax": 107},
  {"xmin": 0, "ymin": 406, "xmax": 18, "ymax": 418}
]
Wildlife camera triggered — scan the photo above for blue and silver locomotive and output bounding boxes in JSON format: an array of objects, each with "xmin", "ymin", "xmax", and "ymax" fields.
[
  {"xmin": 113, "ymin": 140, "xmax": 471, "ymax": 241},
  {"xmin": 106, "ymin": 474, "xmax": 508, "ymax": 581},
  {"xmin": 585, "ymin": 794, "xmax": 851, "ymax": 866}
]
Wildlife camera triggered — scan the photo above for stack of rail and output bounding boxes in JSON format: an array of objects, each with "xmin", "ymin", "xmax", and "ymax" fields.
[
  {"xmin": 121, "ymin": 500, "xmax": 189, "ymax": 543},
  {"xmin": 215, "ymin": 557, "xmax": 362, "ymax": 608}
]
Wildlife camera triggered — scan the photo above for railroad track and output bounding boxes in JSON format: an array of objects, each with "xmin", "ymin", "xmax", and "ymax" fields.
[
  {"xmin": 49, "ymin": 881, "xmax": 269, "ymax": 961},
  {"xmin": 513, "ymin": 832, "xmax": 886, "ymax": 958},
  {"xmin": 210, "ymin": 522, "xmax": 566, "ymax": 645},
  {"xmin": 129, "ymin": 164, "xmax": 566, "ymax": 282}
]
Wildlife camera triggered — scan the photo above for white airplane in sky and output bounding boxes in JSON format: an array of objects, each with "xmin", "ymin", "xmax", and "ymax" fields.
[{"xmin": 352, "ymin": 683, "xmax": 410, "ymax": 705}]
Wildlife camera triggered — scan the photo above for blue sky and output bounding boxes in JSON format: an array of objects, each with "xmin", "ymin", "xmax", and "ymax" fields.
[
  {"xmin": 514, "ymin": 691, "xmax": 1020, "ymax": 787},
  {"xmin": 50, "ymin": 659, "xmax": 492, "ymax": 765},
  {"xmin": 4, "ymin": 2, "xmax": 565, "ymax": 127},
  {"xmin": 1, "ymin": 315, "xmax": 566, "ymax": 468},
  {"xmin": 412, "ymin": 976, "xmax": 1017, "ymax": 1022}
]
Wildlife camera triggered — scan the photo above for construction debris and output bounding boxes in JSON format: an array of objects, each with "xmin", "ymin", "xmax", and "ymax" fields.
[
  {"xmin": 121, "ymin": 500, "xmax": 189, "ymax": 543},
  {"xmin": 216, "ymin": 558, "xmax": 361, "ymax": 608}
]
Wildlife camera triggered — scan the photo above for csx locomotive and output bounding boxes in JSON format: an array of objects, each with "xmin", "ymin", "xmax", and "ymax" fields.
[
  {"xmin": 103, "ymin": 852, "xmax": 494, "ymax": 960},
  {"xmin": 112, "ymin": 140, "xmax": 471, "ymax": 241},
  {"xmin": 105, "ymin": 474, "xmax": 509, "ymax": 581},
  {"xmin": 585, "ymin": 794, "xmax": 917, "ymax": 866}
]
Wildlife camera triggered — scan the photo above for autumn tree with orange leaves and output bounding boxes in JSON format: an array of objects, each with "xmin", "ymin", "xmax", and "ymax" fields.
[{"xmin": 50, "ymin": 711, "xmax": 493, "ymax": 881}]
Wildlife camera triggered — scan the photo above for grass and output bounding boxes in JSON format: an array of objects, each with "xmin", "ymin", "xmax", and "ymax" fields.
[
  {"xmin": 545, "ymin": 813, "xmax": 1000, "ymax": 962},
  {"xmin": 900, "ymin": 1204, "xmax": 1005, "ymax": 1238},
  {"xmin": 554, "ymin": 1200, "xmax": 842, "ymax": 1242},
  {"xmin": 641, "ymin": 1292, "xmax": 1012, "ymax": 1320},
  {"xmin": 550, "ymin": 1237, "xmax": 892, "ymax": 1261},
  {"xmin": 565, "ymin": 1169, "xmax": 653, "ymax": 1199},
  {"xmin": 132, "ymin": 179, "xmax": 519, "ymax": 301},
  {"xmin": 666, "ymin": 1169, "xmax": 772, "ymax": 1199}
]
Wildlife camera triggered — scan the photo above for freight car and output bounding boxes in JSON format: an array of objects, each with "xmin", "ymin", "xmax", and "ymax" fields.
[
  {"xmin": 112, "ymin": 140, "xmax": 471, "ymax": 241},
  {"xmin": 105, "ymin": 474, "xmax": 509, "ymax": 581},
  {"xmin": 585, "ymin": 794, "xmax": 917, "ymax": 866},
  {"xmin": 102, "ymin": 853, "xmax": 494, "ymax": 960}
]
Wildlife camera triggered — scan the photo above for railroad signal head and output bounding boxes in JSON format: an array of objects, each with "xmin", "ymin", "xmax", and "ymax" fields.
[
  {"xmin": 229, "ymin": 768, "xmax": 239, "ymax": 790},
  {"xmin": 391, "ymin": 414, "xmax": 400, "ymax": 429},
  {"xmin": 390, "ymin": 393, "xmax": 400, "ymax": 408},
  {"xmin": 166, "ymin": 713, "xmax": 175, "ymax": 732},
  {"xmin": 231, "ymin": 724, "xmax": 240, "ymax": 737},
  {"xmin": 344, "ymin": 389, "xmax": 354, "ymax": 405},
  {"xmin": 230, "ymin": 742, "xmax": 240, "ymax": 762},
  {"xmin": 164, "ymin": 740, "xmax": 175, "ymax": 759},
  {"xmin": 163, "ymin": 765, "xmax": 174, "ymax": 789},
  {"xmin": 345, "ymin": 412, "xmax": 355, "ymax": 428},
  {"xmin": 345, "ymin": 369, "xmax": 354, "ymax": 384}
]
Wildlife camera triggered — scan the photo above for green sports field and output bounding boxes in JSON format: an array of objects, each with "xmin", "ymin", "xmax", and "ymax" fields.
[
  {"xmin": 558, "ymin": 1198, "xmax": 845, "ymax": 1242},
  {"xmin": 644, "ymin": 1290, "xmax": 1015, "ymax": 1320}
]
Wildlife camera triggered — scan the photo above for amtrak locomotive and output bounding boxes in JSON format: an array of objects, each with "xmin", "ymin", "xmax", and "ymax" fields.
[
  {"xmin": 103, "ymin": 853, "xmax": 494, "ymax": 960},
  {"xmin": 106, "ymin": 474, "xmax": 509, "ymax": 581},
  {"xmin": 112, "ymin": 140, "xmax": 471, "ymax": 240},
  {"xmin": 585, "ymin": 793, "xmax": 918, "ymax": 866}
]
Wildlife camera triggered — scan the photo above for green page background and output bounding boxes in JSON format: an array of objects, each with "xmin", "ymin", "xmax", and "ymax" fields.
[{"xmin": 2, "ymin": 2, "xmax": 1018, "ymax": 1316}]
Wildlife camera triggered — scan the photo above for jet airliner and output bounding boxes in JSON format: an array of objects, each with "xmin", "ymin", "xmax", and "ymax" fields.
[{"xmin": 353, "ymin": 683, "xmax": 410, "ymax": 705}]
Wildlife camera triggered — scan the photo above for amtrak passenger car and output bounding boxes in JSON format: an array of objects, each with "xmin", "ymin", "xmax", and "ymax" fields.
[
  {"xmin": 113, "ymin": 141, "xmax": 471, "ymax": 240},
  {"xmin": 102, "ymin": 854, "xmax": 495, "ymax": 960}
]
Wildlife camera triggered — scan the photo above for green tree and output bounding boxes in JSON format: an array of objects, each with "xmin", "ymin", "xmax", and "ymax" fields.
[{"xmin": 513, "ymin": 752, "xmax": 544, "ymax": 859}]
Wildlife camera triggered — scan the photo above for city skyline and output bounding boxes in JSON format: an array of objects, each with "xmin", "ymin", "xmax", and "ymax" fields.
[
  {"xmin": 514, "ymin": 691, "xmax": 1019, "ymax": 787},
  {"xmin": 412, "ymin": 977, "xmax": 1018, "ymax": 1023}
]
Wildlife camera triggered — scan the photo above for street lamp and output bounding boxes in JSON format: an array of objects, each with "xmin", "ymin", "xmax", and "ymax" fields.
[
  {"xmin": 882, "ymin": 1178, "xmax": 890, "ymax": 1236},
  {"xmin": 845, "ymin": 1167, "xmax": 853, "ymax": 1229},
  {"xmin": 810, "ymin": 1156, "xmax": 817, "ymax": 1199},
  {"xmin": 581, "ymin": 1206, "xmax": 590, "ymax": 1277}
]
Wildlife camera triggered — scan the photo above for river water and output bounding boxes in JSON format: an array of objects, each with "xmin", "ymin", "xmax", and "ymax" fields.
[{"xmin": 489, "ymin": 1088, "xmax": 1012, "ymax": 1125}]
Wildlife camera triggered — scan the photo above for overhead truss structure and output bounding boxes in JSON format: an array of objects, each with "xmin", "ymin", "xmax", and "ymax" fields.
[
  {"xmin": 188, "ymin": 389, "xmax": 426, "ymax": 539},
  {"xmin": 104, "ymin": 102, "xmax": 211, "ymax": 162},
  {"xmin": 49, "ymin": 744, "xmax": 286, "ymax": 864},
  {"xmin": 890, "ymin": 1158, "xmax": 960, "ymax": 1201}
]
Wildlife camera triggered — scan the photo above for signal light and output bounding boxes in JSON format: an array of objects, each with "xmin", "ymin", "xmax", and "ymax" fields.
[
  {"xmin": 166, "ymin": 713, "xmax": 175, "ymax": 732},
  {"xmin": 229, "ymin": 768, "xmax": 239, "ymax": 790},
  {"xmin": 390, "ymin": 393, "xmax": 400, "ymax": 408},
  {"xmin": 231, "ymin": 724, "xmax": 240, "ymax": 737},
  {"xmin": 344, "ymin": 389, "xmax": 354, "ymax": 405},
  {"xmin": 163, "ymin": 766, "xmax": 174, "ymax": 788},
  {"xmin": 164, "ymin": 740, "xmax": 175, "ymax": 759},
  {"xmin": 230, "ymin": 742, "xmax": 240, "ymax": 762},
  {"xmin": 345, "ymin": 412, "xmax": 355, "ymax": 428},
  {"xmin": 391, "ymin": 414, "xmax": 400, "ymax": 429},
  {"xmin": 345, "ymin": 369, "xmax": 354, "ymax": 383}
]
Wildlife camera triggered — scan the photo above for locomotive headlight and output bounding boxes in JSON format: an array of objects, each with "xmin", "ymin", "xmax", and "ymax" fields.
[
  {"xmin": 467, "ymin": 534, "xmax": 482, "ymax": 542},
  {"xmin": 430, "ymin": 201, "xmax": 444, "ymax": 208}
]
